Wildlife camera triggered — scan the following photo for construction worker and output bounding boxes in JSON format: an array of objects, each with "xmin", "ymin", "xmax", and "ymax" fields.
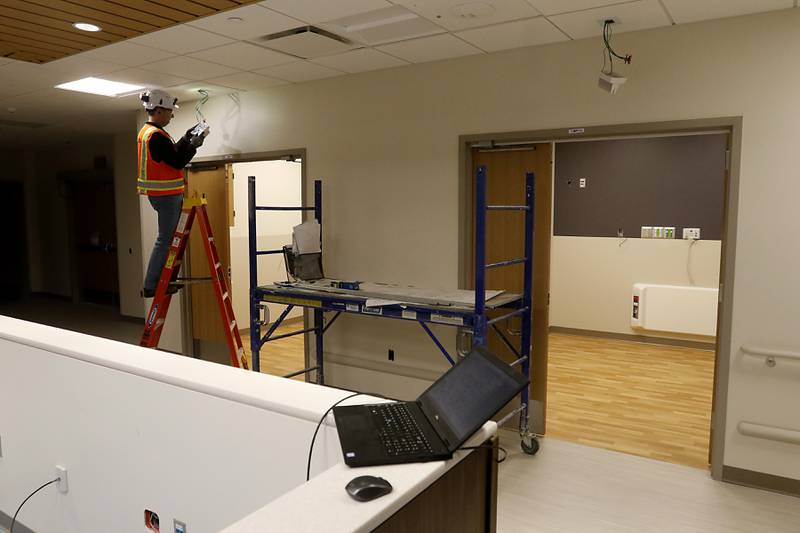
[{"xmin": 138, "ymin": 89, "xmax": 207, "ymax": 298}]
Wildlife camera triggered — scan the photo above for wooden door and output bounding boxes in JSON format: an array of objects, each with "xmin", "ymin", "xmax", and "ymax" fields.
[
  {"xmin": 471, "ymin": 144, "xmax": 553, "ymax": 434},
  {"xmin": 185, "ymin": 165, "xmax": 232, "ymax": 344}
]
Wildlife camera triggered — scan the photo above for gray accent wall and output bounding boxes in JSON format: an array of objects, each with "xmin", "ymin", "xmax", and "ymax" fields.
[{"xmin": 554, "ymin": 134, "xmax": 727, "ymax": 239}]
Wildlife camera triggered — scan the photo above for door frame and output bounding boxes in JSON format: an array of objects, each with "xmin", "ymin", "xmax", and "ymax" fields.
[
  {"xmin": 186, "ymin": 149, "xmax": 309, "ymax": 369},
  {"xmin": 459, "ymin": 116, "xmax": 743, "ymax": 480}
]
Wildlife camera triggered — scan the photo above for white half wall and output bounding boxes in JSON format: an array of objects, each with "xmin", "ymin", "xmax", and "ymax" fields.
[
  {"xmin": 550, "ymin": 237, "xmax": 721, "ymax": 341},
  {"xmin": 166, "ymin": 9, "xmax": 800, "ymax": 481},
  {"xmin": 0, "ymin": 317, "xmax": 344, "ymax": 533},
  {"xmin": 230, "ymin": 160, "xmax": 302, "ymax": 326}
]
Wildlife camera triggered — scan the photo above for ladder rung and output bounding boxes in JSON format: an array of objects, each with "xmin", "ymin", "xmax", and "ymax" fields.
[
  {"xmin": 222, "ymin": 292, "xmax": 229, "ymax": 300},
  {"xmin": 215, "ymin": 262, "xmax": 221, "ymax": 269},
  {"xmin": 230, "ymin": 320, "xmax": 236, "ymax": 330}
]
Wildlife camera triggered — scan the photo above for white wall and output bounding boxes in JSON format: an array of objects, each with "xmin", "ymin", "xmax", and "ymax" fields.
[
  {"xmin": 0, "ymin": 317, "xmax": 344, "ymax": 533},
  {"xmin": 165, "ymin": 10, "xmax": 800, "ymax": 481},
  {"xmin": 230, "ymin": 160, "xmax": 302, "ymax": 326},
  {"xmin": 550, "ymin": 237, "xmax": 721, "ymax": 340},
  {"xmin": 113, "ymin": 129, "xmax": 144, "ymax": 318}
]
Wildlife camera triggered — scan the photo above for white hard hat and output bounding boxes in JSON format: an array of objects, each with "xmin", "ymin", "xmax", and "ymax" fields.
[{"xmin": 139, "ymin": 89, "xmax": 179, "ymax": 111}]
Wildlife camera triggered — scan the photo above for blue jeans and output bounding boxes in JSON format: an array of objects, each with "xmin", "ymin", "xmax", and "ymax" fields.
[{"xmin": 144, "ymin": 194, "xmax": 184, "ymax": 293}]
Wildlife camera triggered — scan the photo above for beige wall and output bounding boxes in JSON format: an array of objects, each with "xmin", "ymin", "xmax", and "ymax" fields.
[
  {"xmin": 167, "ymin": 10, "xmax": 800, "ymax": 481},
  {"xmin": 113, "ymin": 129, "xmax": 144, "ymax": 318},
  {"xmin": 550, "ymin": 236, "xmax": 721, "ymax": 340}
]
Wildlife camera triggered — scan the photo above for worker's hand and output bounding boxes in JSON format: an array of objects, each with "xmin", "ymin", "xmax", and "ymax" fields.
[
  {"xmin": 189, "ymin": 134, "xmax": 205, "ymax": 148},
  {"xmin": 185, "ymin": 124, "xmax": 199, "ymax": 138}
]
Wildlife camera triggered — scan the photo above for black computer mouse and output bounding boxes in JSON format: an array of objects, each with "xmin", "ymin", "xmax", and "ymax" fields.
[{"xmin": 345, "ymin": 475, "xmax": 393, "ymax": 502}]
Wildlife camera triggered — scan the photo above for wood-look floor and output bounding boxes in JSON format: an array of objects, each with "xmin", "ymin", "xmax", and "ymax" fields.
[
  {"xmin": 546, "ymin": 332, "xmax": 714, "ymax": 470},
  {"xmin": 241, "ymin": 320, "xmax": 307, "ymax": 381},
  {"xmin": 242, "ymin": 327, "xmax": 715, "ymax": 469}
]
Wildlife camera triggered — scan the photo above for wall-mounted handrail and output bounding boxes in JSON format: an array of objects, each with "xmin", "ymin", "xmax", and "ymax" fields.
[
  {"xmin": 741, "ymin": 344, "xmax": 800, "ymax": 367},
  {"xmin": 738, "ymin": 421, "xmax": 800, "ymax": 446}
]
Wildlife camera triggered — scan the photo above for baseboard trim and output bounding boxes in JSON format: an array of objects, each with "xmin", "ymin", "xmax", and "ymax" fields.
[
  {"xmin": 326, "ymin": 352, "xmax": 442, "ymax": 382},
  {"xmin": 722, "ymin": 465, "xmax": 800, "ymax": 497},
  {"xmin": 1, "ymin": 510, "xmax": 34, "ymax": 533},
  {"xmin": 549, "ymin": 326, "xmax": 716, "ymax": 351}
]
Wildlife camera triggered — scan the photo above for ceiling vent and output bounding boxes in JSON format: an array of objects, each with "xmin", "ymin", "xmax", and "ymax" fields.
[
  {"xmin": 0, "ymin": 119, "xmax": 47, "ymax": 129},
  {"xmin": 254, "ymin": 26, "xmax": 353, "ymax": 59}
]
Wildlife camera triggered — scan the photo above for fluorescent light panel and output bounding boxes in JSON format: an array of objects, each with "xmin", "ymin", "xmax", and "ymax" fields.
[{"xmin": 56, "ymin": 77, "xmax": 144, "ymax": 96}]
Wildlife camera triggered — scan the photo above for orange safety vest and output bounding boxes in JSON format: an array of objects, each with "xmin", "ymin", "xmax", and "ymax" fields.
[{"xmin": 137, "ymin": 124, "xmax": 185, "ymax": 196}]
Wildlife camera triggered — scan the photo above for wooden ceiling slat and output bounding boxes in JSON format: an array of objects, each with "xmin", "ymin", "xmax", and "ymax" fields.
[
  {"xmin": 0, "ymin": 0, "xmax": 262, "ymax": 64},
  {"xmin": 0, "ymin": 23, "xmax": 91, "ymax": 50},
  {"xmin": 0, "ymin": 1, "xmax": 141, "ymax": 38},
  {"xmin": 67, "ymin": 0, "xmax": 177, "ymax": 26},
  {"xmin": 0, "ymin": 8, "xmax": 119, "ymax": 41},
  {"xmin": 147, "ymin": 0, "xmax": 214, "ymax": 17},
  {"xmin": 0, "ymin": 32, "xmax": 83, "ymax": 54},
  {"xmin": 0, "ymin": 48, "xmax": 62, "ymax": 62},
  {"xmin": 191, "ymin": 0, "xmax": 239, "ymax": 9},
  {"xmin": 0, "ymin": 39, "xmax": 64, "ymax": 60},
  {"xmin": 0, "ymin": 16, "xmax": 110, "ymax": 46},
  {"xmin": 18, "ymin": 0, "xmax": 159, "ymax": 33},
  {"xmin": 101, "ymin": 0, "xmax": 196, "ymax": 23}
]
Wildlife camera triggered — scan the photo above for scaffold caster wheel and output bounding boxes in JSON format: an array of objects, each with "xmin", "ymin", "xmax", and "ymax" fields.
[{"xmin": 521, "ymin": 435, "xmax": 539, "ymax": 455}]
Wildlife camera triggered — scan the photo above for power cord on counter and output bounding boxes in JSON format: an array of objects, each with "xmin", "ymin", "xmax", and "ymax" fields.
[{"xmin": 458, "ymin": 444, "xmax": 508, "ymax": 464}]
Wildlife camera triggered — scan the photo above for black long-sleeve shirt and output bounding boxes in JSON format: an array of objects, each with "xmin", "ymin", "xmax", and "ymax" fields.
[{"xmin": 146, "ymin": 122, "xmax": 196, "ymax": 169}]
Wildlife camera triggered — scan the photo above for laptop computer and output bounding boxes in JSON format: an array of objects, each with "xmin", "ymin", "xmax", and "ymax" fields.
[{"xmin": 332, "ymin": 345, "xmax": 529, "ymax": 467}]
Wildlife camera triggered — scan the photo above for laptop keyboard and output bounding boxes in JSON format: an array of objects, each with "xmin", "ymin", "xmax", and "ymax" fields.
[{"xmin": 370, "ymin": 403, "xmax": 435, "ymax": 457}]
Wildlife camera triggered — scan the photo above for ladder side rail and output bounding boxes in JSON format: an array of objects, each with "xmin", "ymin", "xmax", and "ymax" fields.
[
  {"xmin": 140, "ymin": 205, "xmax": 196, "ymax": 348},
  {"xmin": 196, "ymin": 204, "xmax": 246, "ymax": 369}
]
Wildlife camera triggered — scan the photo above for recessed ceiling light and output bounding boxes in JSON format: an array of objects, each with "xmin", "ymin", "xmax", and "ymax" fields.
[
  {"xmin": 55, "ymin": 77, "xmax": 144, "ymax": 97},
  {"xmin": 73, "ymin": 22, "xmax": 102, "ymax": 32},
  {"xmin": 226, "ymin": 16, "xmax": 243, "ymax": 23}
]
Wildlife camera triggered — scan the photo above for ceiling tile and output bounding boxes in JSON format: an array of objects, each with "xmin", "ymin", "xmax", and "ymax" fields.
[
  {"xmin": 46, "ymin": 56, "xmax": 126, "ymax": 79},
  {"xmin": 139, "ymin": 56, "xmax": 240, "ymax": 80},
  {"xmin": 261, "ymin": 0, "xmax": 393, "ymax": 23},
  {"xmin": 311, "ymin": 48, "xmax": 409, "ymax": 73},
  {"xmin": 377, "ymin": 33, "xmax": 483, "ymax": 63},
  {"xmin": 103, "ymin": 69, "xmax": 191, "ymax": 90},
  {"xmin": 78, "ymin": 42, "xmax": 177, "ymax": 67},
  {"xmin": 323, "ymin": 5, "xmax": 445, "ymax": 45},
  {"xmin": 456, "ymin": 16, "xmax": 567, "ymax": 52},
  {"xmin": 254, "ymin": 61, "xmax": 345, "ymax": 82},
  {"xmin": 660, "ymin": 0, "xmax": 793, "ymax": 24},
  {"xmin": 525, "ymin": 0, "xmax": 625, "ymax": 16},
  {"xmin": 393, "ymin": 0, "xmax": 541, "ymax": 30},
  {"xmin": 205, "ymin": 72, "xmax": 290, "ymax": 91},
  {"xmin": 189, "ymin": 42, "xmax": 295, "ymax": 70},
  {"xmin": 0, "ymin": 61, "xmax": 88, "ymax": 97},
  {"xmin": 128, "ymin": 25, "xmax": 235, "ymax": 55},
  {"xmin": 549, "ymin": 0, "xmax": 671, "ymax": 39},
  {"xmin": 187, "ymin": 4, "xmax": 302, "ymax": 40}
]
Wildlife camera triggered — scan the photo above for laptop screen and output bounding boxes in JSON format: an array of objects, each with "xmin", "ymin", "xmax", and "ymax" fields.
[{"xmin": 417, "ymin": 345, "xmax": 529, "ymax": 449}]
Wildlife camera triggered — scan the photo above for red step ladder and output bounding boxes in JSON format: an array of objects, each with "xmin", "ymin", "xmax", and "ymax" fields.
[{"xmin": 140, "ymin": 197, "xmax": 249, "ymax": 370}]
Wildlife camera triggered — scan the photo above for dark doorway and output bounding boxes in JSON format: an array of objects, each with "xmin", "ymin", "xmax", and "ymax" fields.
[{"xmin": 0, "ymin": 181, "xmax": 28, "ymax": 301}]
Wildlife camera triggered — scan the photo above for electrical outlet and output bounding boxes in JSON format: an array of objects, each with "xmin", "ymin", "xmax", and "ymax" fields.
[
  {"xmin": 174, "ymin": 519, "xmax": 187, "ymax": 533},
  {"xmin": 388, "ymin": 349, "xmax": 395, "ymax": 362},
  {"xmin": 55, "ymin": 465, "xmax": 68, "ymax": 493},
  {"xmin": 683, "ymin": 228, "xmax": 701, "ymax": 240},
  {"xmin": 579, "ymin": 178, "xmax": 587, "ymax": 188}
]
